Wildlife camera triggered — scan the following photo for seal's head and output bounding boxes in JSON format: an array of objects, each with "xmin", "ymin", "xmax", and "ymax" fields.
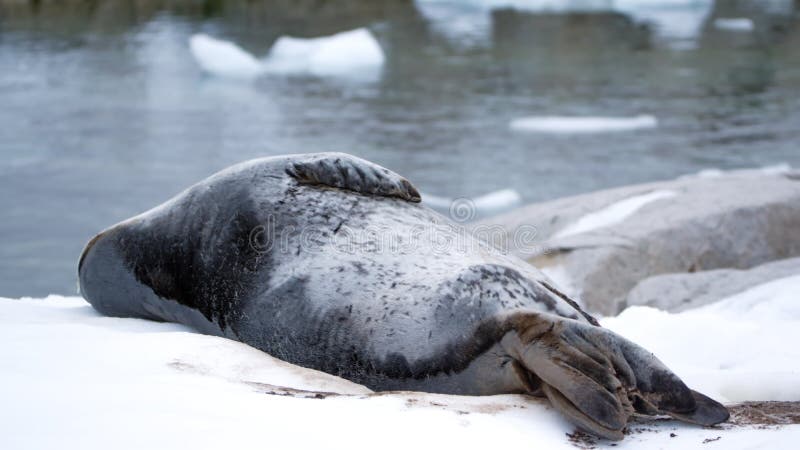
[{"xmin": 79, "ymin": 226, "xmax": 157, "ymax": 320}]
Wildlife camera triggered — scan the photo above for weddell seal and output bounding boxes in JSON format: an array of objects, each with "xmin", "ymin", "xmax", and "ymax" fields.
[{"xmin": 78, "ymin": 153, "xmax": 728, "ymax": 440}]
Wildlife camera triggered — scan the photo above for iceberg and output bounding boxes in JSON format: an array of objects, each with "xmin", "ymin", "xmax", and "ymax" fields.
[
  {"xmin": 263, "ymin": 28, "xmax": 385, "ymax": 79},
  {"xmin": 189, "ymin": 34, "xmax": 264, "ymax": 80},
  {"xmin": 189, "ymin": 28, "xmax": 384, "ymax": 81}
]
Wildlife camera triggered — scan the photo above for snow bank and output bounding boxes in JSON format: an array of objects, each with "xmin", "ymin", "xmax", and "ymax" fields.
[
  {"xmin": 0, "ymin": 296, "xmax": 570, "ymax": 449},
  {"xmin": 509, "ymin": 115, "xmax": 658, "ymax": 134},
  {"xmin": 604, "ymin": 274, "xmax": 800, "ymax": 404},
  {"xmin": 553, "ymin": 189, "xmax": 677, "ymax": 238},
  {"xmin": 189, "ymin": 28, "xmax": 384, "ymax": 81},
  {"xmin": 2, "ymin": 286, "xmax": 800, "ymax": 448},
  {"xmin": 713, "ymin": 18, "xmax": 755, "ymax": 32}
]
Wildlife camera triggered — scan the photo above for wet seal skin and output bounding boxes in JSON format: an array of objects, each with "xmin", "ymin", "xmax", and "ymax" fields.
[{"xmin": 78, "ymin": 152, "xmax": 729, "ymax": 440}]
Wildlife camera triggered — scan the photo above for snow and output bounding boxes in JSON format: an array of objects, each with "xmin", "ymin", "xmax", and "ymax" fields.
[
  {"xmin": 700, "ymin": 274, "xmax": 800, "ymax": 322},
  {"xmin": 2, "ymin": 281, "xmax": 800, "ymax": 449},
  {"xmin": 553, "ymin": 189, "xmax": 677, "ymax": 238},
  {"xmin": 603, "ymin": 274, "xmax": 800, "ymax": 404},
  {"xmin": 188, "ymin": 28, "xmax": 384, "ymax": 81},
  {"xmin": 713, "ymin": 18, "xmax": 755, "ymax": 32},
  {"xmin": 509, "ymin": 115, "xmax": 658, "ymax": 134}
]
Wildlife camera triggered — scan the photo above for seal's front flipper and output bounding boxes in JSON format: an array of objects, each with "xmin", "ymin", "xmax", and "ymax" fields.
[
  {"xmin": 507, "ymin": 313, "xmax": 729, "ymax": 440},
  {"xmin": 286, "ymin": 153, "xmax": 421, "ymax": 202}
]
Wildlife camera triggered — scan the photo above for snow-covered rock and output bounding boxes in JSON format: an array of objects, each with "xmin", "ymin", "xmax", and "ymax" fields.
[
  {"xmin": 188, "ymin": 28, "xmax": 384, "ymax": 81},
  {"xmin": 626, "ymin": 258, "xmax": 800, "ymax": 312},
  {"xmin": 2, "ymin": 294, "xmax": 799, "ymax": 449},
  {"xmin": 509, "ymin": 115, "xmax": 658, "ymax": 134},
  {"xmin": 478, "ymin": 167, "xmax": 800, "ymax": 314}
]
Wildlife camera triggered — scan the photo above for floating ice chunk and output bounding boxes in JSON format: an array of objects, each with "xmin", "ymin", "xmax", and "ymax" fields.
[
  {"xmin": 423, "ymin": 188, "xmax": 522, "ymax": 221},
  {"xmin": 263, "ymin": 28, "xmax": 384, "ymax": 79},
  {"xmin": 680, "ymin": 164, "xmax": 793, "ymax": 180},
  {"xmin": 473, "ymin": 189, "xmax": 523, "ymax": 215},
  {"xmin": 761, "ymin": 163, "xmax": 792, "ymax": 175},
  {"xmin": 189, "ymin": 34, "xmax": 264, "ymax": 79},
  {"xmin": 553, "ymin": 189, "xmax": 677, "ymax": 238},
  {"xmin": 677, "ymin": 168, "xmax": 725, "ymax": 180},
  {"xmin": 713, "ymin": 17, "xmax": 755, "ymax": 32},
  {"xmin": 696, "ymin": 168, "xmax": 725, "ymax": 178},
  {"xmin": 420, "ymin": 193, "xmax": 451, "ymax": 210},
  {"xmin": 189, "ymin": 29, "xmax": 384, "ymax": 81},
  {"xmin": 509, "ymin": 114, "xmax": 658, "ymax": 134}
]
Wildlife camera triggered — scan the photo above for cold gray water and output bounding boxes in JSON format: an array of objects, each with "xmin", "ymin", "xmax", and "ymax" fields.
[{"xmin": 1, "ymin": 0, "xmax": 799, "ymax": 297}]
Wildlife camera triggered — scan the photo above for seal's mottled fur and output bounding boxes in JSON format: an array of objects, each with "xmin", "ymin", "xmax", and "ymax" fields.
[{"xmin": 79, "ymin": 153, "xmax": 728, "ymax": 440}]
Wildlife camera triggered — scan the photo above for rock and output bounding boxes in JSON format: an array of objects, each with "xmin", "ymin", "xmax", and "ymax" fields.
[
  {"xmin": 625, "ymin": 257, "xmax": 800, "ymax": 312},
  {"xmin": 478, "ymin": 168, "xmax": 800, "ymax": 315}
]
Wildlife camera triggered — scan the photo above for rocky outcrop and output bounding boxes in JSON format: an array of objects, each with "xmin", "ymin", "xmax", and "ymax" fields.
[
  {"xmin": 625, "ymin": 257, "xmax": 800, "ymax": 312},
  {"xmin": 479, "ymin": 168, "xmax": 800, "ymax": 315}
]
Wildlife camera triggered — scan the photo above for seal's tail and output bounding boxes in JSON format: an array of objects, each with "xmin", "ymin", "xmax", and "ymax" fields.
[{"xmin": 508, "ymin": 313, "xmax": 729, "ymax": 440}]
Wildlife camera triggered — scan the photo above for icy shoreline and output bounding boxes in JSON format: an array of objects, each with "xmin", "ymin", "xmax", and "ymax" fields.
[
  {"xmin": 4, "ymin": 167, "xmax": 800, "ymax": 449},
  {"xmin": 2, "ymin": 294, "xmax": 798, "ymax": 449}
]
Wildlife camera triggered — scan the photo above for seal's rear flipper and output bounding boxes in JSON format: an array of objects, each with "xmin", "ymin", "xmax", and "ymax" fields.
[
  {"xmin": 506, "ymin": 313, "xmax": 729, "ymax": 440},
  {"xmin": 541, "ymin": 383, "xmax": 626, "ymax": 441},
  {"xmin": 286, "ymin": 153, "xmax": 421, "ymax": 202},
  {"xmin": 665, "ymin": 390, "xmax": 730, "ymax": 426}
]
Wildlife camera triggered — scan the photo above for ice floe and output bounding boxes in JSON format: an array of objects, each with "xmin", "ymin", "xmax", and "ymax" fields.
[
  {"xmin": 509, "ymin": 114, "xmax": 658, "ymax": 134},
  {"xmin": 423, "ymin": 188, "xmax": 523, "ymax": 220},
  {"xmin": 713, "ymin": 18, "xmax": 755, "ymax": 32},
  {"xmin": 189, "ymin": 34, "xmax": 264, "ymax": 79},
  {"xmin": 263, "ymin": 28, "xmax": 384, "ymax": 79},
  {"xmin": 189, "ymin": 28, "xmax": 384, "ymax": 81}
]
